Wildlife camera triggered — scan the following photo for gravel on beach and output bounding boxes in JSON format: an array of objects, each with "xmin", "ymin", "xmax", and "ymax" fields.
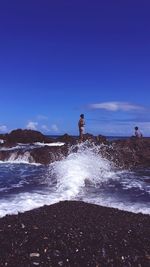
[{"xmin": 0, "ymin": 201, "xmax": 149, "ymax": 267}]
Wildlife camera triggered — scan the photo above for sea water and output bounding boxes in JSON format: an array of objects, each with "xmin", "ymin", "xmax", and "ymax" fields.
[{"xmin": 0, "ymin": 141, "xmax": 150, "ymax": 217}]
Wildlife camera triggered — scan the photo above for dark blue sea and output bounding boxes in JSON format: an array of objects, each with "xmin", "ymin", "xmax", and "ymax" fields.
[{"xmin": 0, "ymin": 137, "xmax": 150, "ymax": 217}]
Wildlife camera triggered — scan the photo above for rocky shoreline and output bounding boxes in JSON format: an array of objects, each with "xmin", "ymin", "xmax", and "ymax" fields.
[
  {"xmin": 0, "ymin": 129, "xmax": 150, "ymax": 169},
  {"xmin": 0, "ymin": 201, "xmax": 149, "ymax": 267}
]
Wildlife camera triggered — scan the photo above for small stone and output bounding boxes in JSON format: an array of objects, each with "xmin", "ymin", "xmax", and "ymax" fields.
[
  {"xmin": 33, "ymin": 225, "xmax": 39, "ymax": 230},
  {"xmin": 53, "ymin": 250, "xmax": 60, "ymax": 257},
  {"xmin": 102, "ymin": 248, "xmax": 106, "ymax": 257},
  {"xmin": 145, "ymin": 254, "xmax": 150, "ymax": 260},
  {"xmin": 30, "ymin": 253, "xmax": 40, "ymax": 257},
  {"xmin": 21, "ymin": 223, "xmax": 25, "ymax": 228},
  {"xmin": 58, "ymin": 261, "xmax": 63, "ymax": 266},
  {"xmin": 43, "ymin": 236, "xmax": 48, "ymax": 240}
]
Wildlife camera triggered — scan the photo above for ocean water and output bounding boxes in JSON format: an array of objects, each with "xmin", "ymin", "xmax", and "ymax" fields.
[{"xmin": 0, "ymin": 141, "xmax": 150, "ymax": 217}]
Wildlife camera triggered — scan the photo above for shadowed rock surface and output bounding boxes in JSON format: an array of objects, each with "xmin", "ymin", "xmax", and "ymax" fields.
[
  {"xmin": 0, "ymin": 201, "xmax": 149, "ymax": 267},
  {"xmin": 0, "ymin": 130, "xmax": 107, "ymax": 146},
  {"xmin": 30, "ymin": 145, "xmax": 69, "ymax": 164},
  {"xmin": 55, "ymin": 133, "xmax": 107, "ymax": 146},
  {"xmin": 55, "ymin": 134, "xmax": 78, "ymax": 144},
  {"xmin": 0, "ymin": 129, "xmax": 54, "ymax": 146},
  {"xmin": 0, "ymin": 145, "xmax": 69, "ymax": 164},
  {"xmin": 109, "ymin": 137, "xmax": 150, "ymax": 168}
]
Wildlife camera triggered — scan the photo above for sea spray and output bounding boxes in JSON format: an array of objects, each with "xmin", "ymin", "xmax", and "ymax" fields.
[
  {"xmin": 50, "ymin": 142, "xmax": 117, "ymax": 200},
  {"xmin": 7, "ymin": 151, "xmax": 34, "ymax": 164}
]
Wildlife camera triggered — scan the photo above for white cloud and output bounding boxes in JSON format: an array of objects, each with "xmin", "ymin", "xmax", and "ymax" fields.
[
  {"xmin": 89, "ymin": 102, "xmax": 144, "ymax": 112},
  {"xmin": 41, "ymin": 124, "xmax": 59, "ymax": 133},
  {"xmin": 37, "ymin": 115, "xmax": 48, "ymax": 120},
  {"xmin": 41, "ymin": 125, "xmax": 50, "ymax": 132},
  {"xmin": 26, "ymin": 121, "xmax": 38, "ymax": 130},
  {"xmin": 26, "ymin": 121, "xmax": 59, "ymax": 133},
  {"xmin": 51, "ymin": 124, "xmax": 59, "ymax": 132},
  {"xmin": 0, "ymin": 125, "xmax": 8, "ymax": 133}
]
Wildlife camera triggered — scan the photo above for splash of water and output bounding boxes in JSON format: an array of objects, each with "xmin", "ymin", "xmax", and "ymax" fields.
[
  {"xmin": 7, "ymin": 151, "xmax": 35, "ymax": 164},
  {"xmin": 50, "ymin": 142, "xmax": 116, "ymax": 200}
]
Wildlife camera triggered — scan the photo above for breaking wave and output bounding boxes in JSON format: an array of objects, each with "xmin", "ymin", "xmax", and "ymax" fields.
[{"xmin": 0, "ymin": 142, "xmax": 149, "ymax": 217}]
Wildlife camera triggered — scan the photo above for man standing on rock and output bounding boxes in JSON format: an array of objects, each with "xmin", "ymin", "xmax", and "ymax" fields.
[
  {"xmin": 78, "ymin": 114, "xmax": 85, "ymax": 141},
  {"xmin": 134, "ymin": 126, "xmax": 143, "ymax": 138}
]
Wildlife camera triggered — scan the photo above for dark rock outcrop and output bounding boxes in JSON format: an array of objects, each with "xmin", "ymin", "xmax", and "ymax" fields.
[
  {"xmin": 83, "ymin": 133, "xmax": 107, "ymax": 144},
  {"xmin": 0, "ymin": 145, "xmax": 69, "ymax": 165},
  {"xmin": 0, "ymin": 150, "xmax": 12, "ymax": 162},
  {"xmin": 0, "ymin": 133, "xmax": 6, "ymax": 141},
  {"xmin": 2, "ymin": 129, "xmax": 53, "ymax": 145},
  {"xmin": 109, "ymin": 137, "xmax": 150, "ymax": 168},
  {"xmin": 56, "ymin": 133, "xmax": 107, "ymax": 145},
  {"xmin": 30, "ymin": 145, "xmax": 68, "ymax": 165},
  {"xmin": 0, "ymin": 201, "xmax": 149, "ymax": 267},
  {"xmin": 56, "ymin": 133, "xmax": 77, "ymax": 144}
]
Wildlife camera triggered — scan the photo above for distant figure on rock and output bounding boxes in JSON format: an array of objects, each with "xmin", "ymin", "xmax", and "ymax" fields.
[
  {"xmin": 134, "ymin": 126, "xmax": 143, "ymax": 138},
  {"xmin": 78, "ymin": 114, "xmax": 85, "ymax": 141}
]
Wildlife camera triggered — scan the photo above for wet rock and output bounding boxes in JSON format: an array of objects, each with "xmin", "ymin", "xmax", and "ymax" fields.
[
  {"xmin": 30, "ymin": 145, "xmax": 68, "ymax": 164},
  {"xmin": 83, "ymin": 133, "xmax": 107, "ymax": 144},
  {"xmin": 56, "ymin": 133, "xmax": 77, "ymax": 144}
]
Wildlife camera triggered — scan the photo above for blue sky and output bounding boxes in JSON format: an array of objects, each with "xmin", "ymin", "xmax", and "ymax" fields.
[{"xmin": 0, "ymin": 0, "xmax": 150, "ymax": 136}]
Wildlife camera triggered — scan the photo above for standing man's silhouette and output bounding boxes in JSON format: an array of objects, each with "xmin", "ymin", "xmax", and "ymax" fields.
[{"xmin": 78, "ymin": 114, "xmax": 85, "ymax": 141}]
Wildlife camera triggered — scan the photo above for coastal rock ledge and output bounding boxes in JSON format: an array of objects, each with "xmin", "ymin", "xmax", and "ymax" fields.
[
  {"xmin": 0, "ymin": 129, "xmax": 150, "ymax": 168},
  {"xmin": 0, "ymin": 201, "xmax": 149, "ymax": 267}
]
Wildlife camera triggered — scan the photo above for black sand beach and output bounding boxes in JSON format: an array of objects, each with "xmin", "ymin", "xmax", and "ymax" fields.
[{"xmin": 0, "ymin": 201, "xmax": 149, "ymax": 267}]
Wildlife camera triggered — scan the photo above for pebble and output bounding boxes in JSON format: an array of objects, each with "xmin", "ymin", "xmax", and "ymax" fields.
[{"xmin": 30, "ymin": 253, "xmax": 40, "ymax": 257}]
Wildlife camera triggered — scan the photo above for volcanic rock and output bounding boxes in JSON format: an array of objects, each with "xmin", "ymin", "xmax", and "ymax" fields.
[
  {"xmin": 110, "ymin": 137, "xmax": 150, "ymax": 168},
  {"xmin": 56, "ymin": 133, "xmax": 77, "ymax": 144},
  {"xmin": 30, "ymin": 145, "xmax": 68, "ymax": 165},
  {"xmin": 3, "ymin": 129, "xmax": 53, "ymax": 145},
  {"xmin": 0, "ymin": 129, "xmax": 150, "ymax": 169},
  {"xmin": 0, "ymin": 201, "xmax": 149, "ymax": 267}
]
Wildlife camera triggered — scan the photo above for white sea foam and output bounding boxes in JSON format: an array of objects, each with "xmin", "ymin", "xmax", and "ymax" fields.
[
  {"xmin": 48, "ymin": 143, "xmax": 117, "ymax": 200},
  {"xmin": 1, "ymin": 152, "xmax": 40, "ymax": 165},
  {"xmin": 0, "ymin": 188, "xmax": 149, "ymax": 218},
  {"xmin": 83, "ymin": 195, "xmax": 150, "ymax": 215},
  {"xmin": 0, "ymin": 192, "xmax": 58, "ymax": 217},
  {"xmin": 34, "ymin": 142, "xmax": 65, "ymax": 146},
  {"xmin": 0, "ymin": 142, "xmax": 65, "ymax": 151},
  {"xmin": 7, "ymin": 151, "xmax": 34, "ymax": 164},
  {"xmin": 0, "ymin": 145, "xmax": 23, "ymax": 151}
]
